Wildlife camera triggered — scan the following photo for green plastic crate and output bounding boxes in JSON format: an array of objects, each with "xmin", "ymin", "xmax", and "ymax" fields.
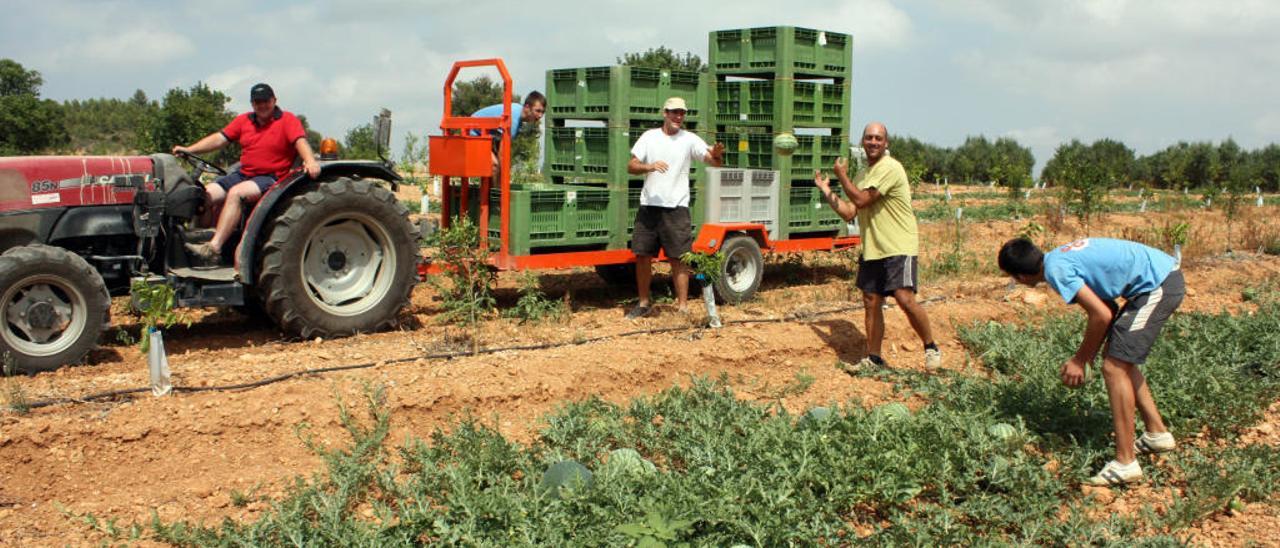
[
  {"xmin": 485, "ymin": 184, "xmax": 616, "ymax": 255},
  {"xmin": 545, "ymin": 66, "xmax": 705, "ymax": 122},
  {"xmin": 546, "ymin": 122, "xmax": 709, "ymax": 187},
  {"xmin": 716, "ymin": 132, "xmax": 847, "ymax": 178},
  {"xmin": 712, "ymin": 80, "xmax": 849, "ymax": 129},
  {"xmin": 787, "ymin": 185, "xmax": 849, "ymax": 234},
  {"xmin": 709, "ymin": 26, "xmax": 853, "ymax": 79}
]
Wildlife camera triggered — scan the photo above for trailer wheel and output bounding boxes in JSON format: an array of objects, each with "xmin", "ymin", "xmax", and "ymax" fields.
[
  {"xmin": 258, "ymin": 178, "xmax": 419, "ymax": 338},
  {"xmin": 713, "ymin": 234, "xmax": 764, "ymax": 304},
  {"xmin": 0, "ymin": 245, "xmax": 110, "ymax": 372}
]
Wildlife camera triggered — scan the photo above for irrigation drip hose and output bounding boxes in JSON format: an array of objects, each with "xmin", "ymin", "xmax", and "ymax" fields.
[{"xmin": 17, "ymin": 296, "xmax": 948, "ymax": 411}]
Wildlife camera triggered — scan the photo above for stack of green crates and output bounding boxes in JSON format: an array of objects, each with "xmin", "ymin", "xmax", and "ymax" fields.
[
  {"xmin": 708, "ymin": 26, "xmax": 854, "ymax": 239},
  {"xmin": 544, "ymin": 64, "xmax": 712, "ymax": 249},
  {"xmin": 447, "ymin": 182, "xmax": 621, "ymax": 255}
]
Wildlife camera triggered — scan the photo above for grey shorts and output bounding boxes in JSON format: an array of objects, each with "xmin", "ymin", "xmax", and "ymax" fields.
[
  {"xmin": 856, "ymin": 255, "xmax": 918, "ymax": 295},
  {"xmin": 632, "ymin": 205, "xmax": 692, "ymax": 259},
  {"xmin": 1107, "ymin": 269, "xmax": 1185, "ymax": 365}
]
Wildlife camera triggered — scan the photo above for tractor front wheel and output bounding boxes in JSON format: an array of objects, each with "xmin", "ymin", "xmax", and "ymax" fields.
[
  {"xmin": 0, "ymin": 245, "xmax": 110, "ymax": 372},
  {"xmin": 258, "ymin": 178, "xmax": 419, "ymax": 338}
]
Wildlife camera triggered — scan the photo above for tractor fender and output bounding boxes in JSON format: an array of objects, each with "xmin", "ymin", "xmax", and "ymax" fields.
[
  {"xmin": 692, "ymin": 222, "xmax": 773, "ymax": 254},
  {"xmin": 0, "ymin": 209, "xmax": 62, "ymax": 252},
  {"xmin": 236, "ymin": 161, "xmax": 402, "ymax": 283},
  {"xmin": 47, "ymin": 205, "xmax": 134, "ymax": 243}
]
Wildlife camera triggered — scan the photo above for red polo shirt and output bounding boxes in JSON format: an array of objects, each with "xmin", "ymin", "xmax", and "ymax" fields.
[{"xmin": 221, "ymin": 107, "xmax": 307, "ymax": 179}]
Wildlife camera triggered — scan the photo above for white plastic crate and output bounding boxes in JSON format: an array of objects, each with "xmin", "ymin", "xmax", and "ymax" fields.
[{"xmin": 705, "ymin": 167, "xmax": 779, "ymax": 236}]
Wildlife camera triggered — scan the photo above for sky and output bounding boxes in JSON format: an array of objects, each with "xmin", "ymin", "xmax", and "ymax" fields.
[{"xmin": 4, "ymin": 0, "xmax": 1278, "ymax": 173}]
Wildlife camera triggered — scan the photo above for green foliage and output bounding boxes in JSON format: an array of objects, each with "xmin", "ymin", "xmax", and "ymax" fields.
[
  {"xmin": 925, "ymin": 207, "xmax": 979, "ymax": 279},
  {"xmin": 0, "ymin": 58, "xmax": 43, "ymax": 96},
  {"xmin": 450, "ymin": 75, "xmax": 507, "ymax": 117},
  {"xmin": 425, "ymin": 217, "xmax": 496, "ymax": 328},
  {"xmin": 2, "ymin": 352, "xmax": 30, "ymax": 415},
  {"xmin": 0, "ymin": 59, "xmax": 68, "ymax": 155},
  {"xmin": 503, "ymin": 272, "xmax": 567, "ymax": 324},
  {"xmin": 398, "ymin": 131, "xmax": 428, "ymax": 180},
  {"xmin": 136, "ymin": 306, "xmax": 1280, "ymax": 545},
  {"xmin": 1042, "ymin": 139, "xmax": 1130, "ymax": 233},
  {"xmin": 130, "ymin": 279, "xmax": 191, "ymax": 353},
  {"xmin": 342, "ymin": 122, "xmax": 380, "ymax": 160},
  {"xmin": 61, "ymin": 92, "xmax": 154, "ymax": 154},
  {"xmin": 680, "ymin": 251, "xmax": 725, "ymax": 283},
  {"xmin": 617, "ymin": 46, "xmax": 705, "ymax": 72},
  {"xmin": 139, "ymin": 82, "xmax": 236, "ymax": 164},
  {"xmin": 890, "ymin": 134, "xmax": 1033, "ymax": 188}
]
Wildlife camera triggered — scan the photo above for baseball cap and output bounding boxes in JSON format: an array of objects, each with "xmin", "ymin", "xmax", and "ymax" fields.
[
  {"xmin": 663, "ymin": 97, "xmax": 687, "ymax": 111},
  {"xmin": 250, "ymin": 83, "xmax": 275, "ymax": 102}
]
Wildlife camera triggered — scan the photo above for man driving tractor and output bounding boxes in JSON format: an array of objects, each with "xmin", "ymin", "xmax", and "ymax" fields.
[{"xmin": 172, "ymin": 82, "xmax": 321, "ymax": 266}]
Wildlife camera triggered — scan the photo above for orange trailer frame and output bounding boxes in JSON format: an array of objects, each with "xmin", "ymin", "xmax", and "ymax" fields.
[{"xmin": 420, "ymin": 59, "xmax": 860, "ymax": 283}]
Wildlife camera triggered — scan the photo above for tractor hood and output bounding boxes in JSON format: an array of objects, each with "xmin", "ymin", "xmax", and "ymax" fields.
[{"xmin": 0, "ymin": 155, "xmax": 155, "ymax": 211}]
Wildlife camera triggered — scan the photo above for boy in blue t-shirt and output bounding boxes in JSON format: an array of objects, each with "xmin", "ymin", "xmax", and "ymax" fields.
[{"xmin": 998, "ymin": 237, "xmax": 1186, "ymax": 486}]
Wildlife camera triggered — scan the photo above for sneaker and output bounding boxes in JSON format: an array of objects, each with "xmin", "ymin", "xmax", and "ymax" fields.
[
  {"xmin": 924, "ymin": 347, "xmax": 942, "ymax": 369},
  {"xmin": 1086, "ymin": 459, "xmax": 1143, "ymax": 486},
  {"xmin": 185, "ymin": 241, "xmax": 222, "ymax": 267},
  {"xmin": 624, "ymin": 304, "xmax": 652, "ymax": 320},
  {"xmin": 1135, "ymin": 431, "xmax": 1176, "ymax": 455}
]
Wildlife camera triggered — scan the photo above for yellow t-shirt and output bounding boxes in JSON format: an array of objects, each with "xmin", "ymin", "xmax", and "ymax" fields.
[{"xmin": 854, "ymin": 156, "xmax": 918, "ymax": 260}]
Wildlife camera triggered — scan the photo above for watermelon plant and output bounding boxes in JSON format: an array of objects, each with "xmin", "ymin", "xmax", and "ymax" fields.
[{"xmin": 126, "ymin": 303, "xmax": 1280, "ymax": 545}]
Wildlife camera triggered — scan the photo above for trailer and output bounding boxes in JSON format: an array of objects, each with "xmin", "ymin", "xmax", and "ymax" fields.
[{"xmin": 421, "ymin": 57, "xmax": 860, "ymax": 303}]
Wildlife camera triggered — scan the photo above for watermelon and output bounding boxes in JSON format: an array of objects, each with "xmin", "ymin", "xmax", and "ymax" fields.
[
  {"xmin": 873, "ymin": 402, "xmax": 911, "ymax": 421},
  {"xmin": 797, "ymin": 406, "xmax": 835, "ymax": 429},
  {"xmin": 773, "ymin": 132, "xmax": 799, "ymax": 156},
  {"xmin": 540, "ymin": 460, "xmax": 593, "ymax": 499},
  {"xmin": 987, "ymin": 423, "xmax": 1018, "ymax": 441},
  {"xmin": 602, "ymin": 448, "xmax": 656, "ymax": 477}
]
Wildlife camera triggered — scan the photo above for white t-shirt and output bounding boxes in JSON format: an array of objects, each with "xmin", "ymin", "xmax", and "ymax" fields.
[{"xmin": 630, "ymin": 128, "xmax": 711, "ymax": 208}]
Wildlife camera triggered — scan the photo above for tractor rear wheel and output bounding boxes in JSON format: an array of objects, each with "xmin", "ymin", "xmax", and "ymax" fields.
[
  {"xmin": 258, "ymin": 178, "xmax": 419, "ymax": 338},
  {"xmin": 0, "ymin": 245, "xmax": 110, "ymax": 372}
]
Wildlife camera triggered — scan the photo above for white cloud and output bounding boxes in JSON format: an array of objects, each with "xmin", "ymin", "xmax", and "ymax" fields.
[{"xmin": 90, "ymin": 30, "xmax": 194, "ymax": 64}]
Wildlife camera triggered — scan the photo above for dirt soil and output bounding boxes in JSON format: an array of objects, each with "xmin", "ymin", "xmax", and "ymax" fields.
[{"xmin": 2, "ymin": 204, "xmax": 1279, "ymax": 545}]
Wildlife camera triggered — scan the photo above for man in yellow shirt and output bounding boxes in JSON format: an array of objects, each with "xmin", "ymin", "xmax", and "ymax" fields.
[{"xmin": 815, "ymin": 122, "xmax": 941, "ymax": 369}]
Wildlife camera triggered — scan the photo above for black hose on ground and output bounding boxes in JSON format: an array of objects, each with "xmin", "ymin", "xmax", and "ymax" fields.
[{"xmin": 15, "ymin": 296, "xmax": 947, "ymax": 410}]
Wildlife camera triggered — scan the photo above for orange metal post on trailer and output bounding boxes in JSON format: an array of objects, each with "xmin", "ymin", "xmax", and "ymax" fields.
[{"xmin": 429, "ymin": 58, "xmax": 515, "ymax": 262}]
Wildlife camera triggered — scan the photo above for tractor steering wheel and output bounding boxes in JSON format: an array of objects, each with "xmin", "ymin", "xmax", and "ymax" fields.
[{"xmin": 177, "ymin": 151, "xmax": 228, "ymax": 176}]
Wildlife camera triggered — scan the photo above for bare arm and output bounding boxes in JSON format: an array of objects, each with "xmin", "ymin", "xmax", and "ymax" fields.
[
  {"xmin": 295, "ymin": 138, "xmax": 321, "ymax": 178},
  {"xmin": 629, "ymin": 155, "xmax": 668, "ymax": 175},
  {"xmin": 832, "ymin": 157, "xmax": 880, "ymax": 209},
  {"xmin": 814, "ymin": 170, "xmax": 857, "ymax": 221},
  {"xmin": 172, "ymin": 132, "xmax": 229, "ymax": 156},
  {"xmin": 1060, "ymin": 284, "xmax": 1113, "ymax": 387}
]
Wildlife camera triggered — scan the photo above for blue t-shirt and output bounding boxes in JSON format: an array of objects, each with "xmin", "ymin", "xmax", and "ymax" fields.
[
  {"xmin": 469, "ymin": 103, "xmax": 524, "ymax": 137},
  {"xmin": 1043, "ymin": 238, "xmax": 1176, "ymax": 304}
]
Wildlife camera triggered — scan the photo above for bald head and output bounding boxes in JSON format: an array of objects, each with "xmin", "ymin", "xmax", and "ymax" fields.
[{"xmin": 861, "ymin": 121, "xmax": 890, "ymax": 165}]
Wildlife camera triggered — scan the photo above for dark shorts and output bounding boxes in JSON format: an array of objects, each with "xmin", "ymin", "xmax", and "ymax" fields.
[
  {"xmin": 1106, "ymin": 269, "xmax": 1185, "ymax": 365},
  {"xmin": 215, "ymin": 170, "xmax": 276, "ymax": 193},
  {"xmin": 856, "ymin": 255, "xmax": 918, "ymax": 295},
  {"xmin": 632, "ymin": 205, "xmax": 692, "ymax": 259}
]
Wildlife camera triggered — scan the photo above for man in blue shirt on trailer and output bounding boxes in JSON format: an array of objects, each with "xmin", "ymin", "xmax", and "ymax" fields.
[
  {"xmin": 999, "ymin": 237, "xmax": 1185, "ymax": 486},
  {"xmin": 470, "ymin": 91, "xmax": 547, "ymax": 174}
]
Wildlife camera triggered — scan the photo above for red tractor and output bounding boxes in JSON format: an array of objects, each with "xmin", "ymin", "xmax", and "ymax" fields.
[{"xmin": 0, "ymin": 114, "xmax": 420, "ymax": 372}]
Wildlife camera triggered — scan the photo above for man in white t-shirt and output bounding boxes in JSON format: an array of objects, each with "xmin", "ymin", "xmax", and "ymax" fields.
[{"xmin": 624, "ymin": 97, "xmax": 725, "ymax": 319}]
